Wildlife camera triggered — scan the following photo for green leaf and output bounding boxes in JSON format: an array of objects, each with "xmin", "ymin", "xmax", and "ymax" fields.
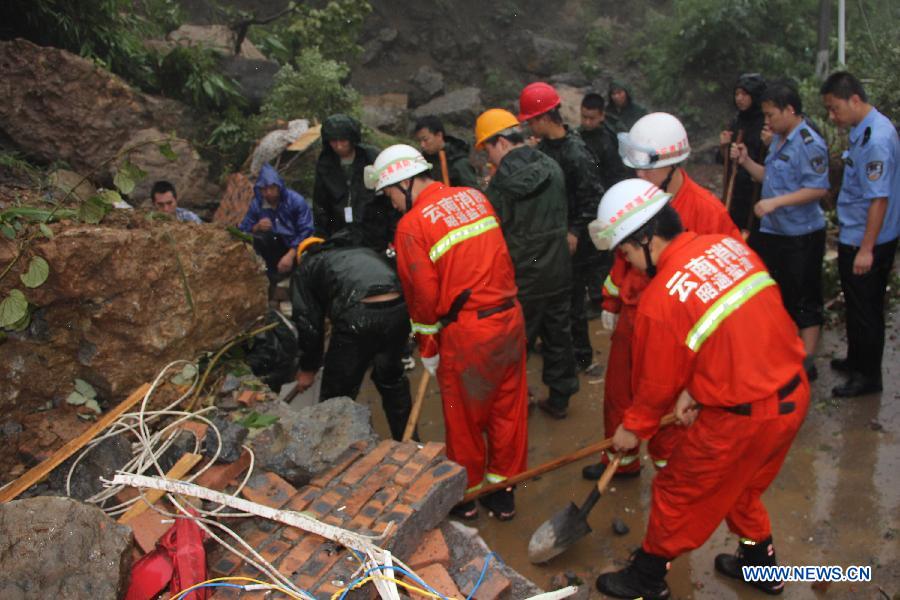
[
  {"xmin": 79, "ymin": 196, "xmax": 111, "ymax": 224},
  {"xmin": 158, "ymin": 142, "xmax": 178, "ymax": 161},
  {"xmin": 66, "ymin": 391, "xmax": 87, "ymax": 406},
  {"xmin": 84, "ymin": 398, "xmax": 102, "ymax": 414},
  {"xmin": 74, "ymin": 378, "xmax": 97, "ymax": 399},
  {"xmin": 98, "ymin": 190, "xmax": 122, "ymax": 205},
  {"xmin": 0, "ymin": 289, "xmax": 28, "ymax": 329},
  {"xmin": 1, "ymin": 223, "xmax": 15, "ymax": 240},
  {"xmin": 181, "ymin": 364, "xmax": 198, "ymax": 379},
  {"xmin": 39, "ymin": 223, "xmax": 54, "ymax": 238},
  {"xmin": 113, "ymin": 169, "xmax": 135, "ymax": 196},
  {"xmin": 20, "ymin": 256, "xmax": 49, "ymax": 288},
  {"xmin": 238, "ymin": 411, "xmax": 280, "ymax": 429},
  {"xmin": 226, "ymin": 225, "xmax": 252, "ymax": 243}
]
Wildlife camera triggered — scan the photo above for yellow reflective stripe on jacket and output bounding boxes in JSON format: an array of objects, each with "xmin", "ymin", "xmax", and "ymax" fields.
[
  {"xmin": 603, "ymin": 275, "xmax": 620, "ymax": 297},
  {"xmin": 428, "ymin": 216, "xmax": 499, "ymax": 262},
  {"xmin": 410, "ymin": 320, "xmax": 440, "ymax": 335},
  {"xmin": 485, "ymin": 472, "xmax": 507, "ymax": 484},
  {"xmin": 685, "ymin": 272, "xmax": 775, "ymax": 352}
]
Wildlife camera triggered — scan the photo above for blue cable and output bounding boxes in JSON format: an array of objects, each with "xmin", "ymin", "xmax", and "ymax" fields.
[
  {"xmin": 178, "ymin": 582, "xmax": 245, "ymax": 599},
  {"xmin": 337, "ymin": 564, "xmax": 450, "ymax": 600},
  {"xmin": 466, "ymin": 552, "xmax": 501, "ymax": 600}
]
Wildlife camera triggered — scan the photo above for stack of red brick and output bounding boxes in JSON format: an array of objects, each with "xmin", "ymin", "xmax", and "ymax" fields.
[{"xmin": 196, "ymin": 439, "xmax": 470, "ymax": 599}]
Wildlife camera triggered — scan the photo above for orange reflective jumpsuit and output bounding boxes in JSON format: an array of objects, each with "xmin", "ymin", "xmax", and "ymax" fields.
[
  {"xmin": 623, "ymin": 232, "xmax": 808, "ymax": 558},
  {"xmin": 601, "ymin": 171, "xmax": 741, "ymax": 472},
  {"xmin": 395, "ymin": 182, "xmax": 528, "ymax": 491}
]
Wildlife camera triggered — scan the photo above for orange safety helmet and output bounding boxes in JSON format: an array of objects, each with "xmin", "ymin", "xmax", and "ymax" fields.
[
  {"xmin": 474, "ymin": 109, "xmax": 521, "ymax": 149},
  {"xmin": 517, "ymin": 82, "xmax": 561, "ymax": 121}
]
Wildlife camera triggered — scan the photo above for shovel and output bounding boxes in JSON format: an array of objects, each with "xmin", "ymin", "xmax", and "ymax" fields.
[
  {"xmin": 528, "ymin": 455, "xmax": 621, "ymax": 564},
  {"xmin": 401, "ymin": 371, "xmax": 430, "ymax": 442}
]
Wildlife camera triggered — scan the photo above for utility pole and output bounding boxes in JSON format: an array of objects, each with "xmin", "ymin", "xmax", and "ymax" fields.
[
  {"xmin": 838, "ymin": 0, "xmax": 846, "ymax": 66},
  {"xmin": 815, "ymin": 0, "xmax": 832, "ymax": 79}
]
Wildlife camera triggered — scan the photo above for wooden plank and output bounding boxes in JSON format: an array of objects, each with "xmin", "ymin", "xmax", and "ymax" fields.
[
  {"xmin": 0, "ymin": 383, "xmax": 152, "ymax": 503},
  {"xmin": 117, "ymin": 452, "xmax": 203, "ymax": 524}
]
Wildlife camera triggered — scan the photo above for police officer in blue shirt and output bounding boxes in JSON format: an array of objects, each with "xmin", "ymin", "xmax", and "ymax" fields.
[
  {"xmin": 821, "ymin": 71, "xmax": 900, "ymax": 397},
  {"xmin": 732, "ymin": 81, "xmax": 830, "ymax": 381}
]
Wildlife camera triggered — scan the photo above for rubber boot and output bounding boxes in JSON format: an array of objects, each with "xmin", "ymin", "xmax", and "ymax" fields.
[
  {"xmin": 596, "ymin": 548, "xmax": 671, "ymax": 600},
  {"xmin": 714, "ymin": 536, "xmax": 785, "ymax": 595}
]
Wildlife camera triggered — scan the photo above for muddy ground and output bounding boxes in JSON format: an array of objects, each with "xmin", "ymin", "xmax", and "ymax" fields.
[{"xmin": 359, "ymin": 303, "xmax": 900, "ymax": 599}]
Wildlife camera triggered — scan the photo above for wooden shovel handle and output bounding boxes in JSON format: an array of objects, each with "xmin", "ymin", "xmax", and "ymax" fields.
[
  {"xmin": 597, "ymin": 454, "xmax": 622, "ymax": 494},
  {"xmin": 463, "ymin": 412, "xmax": 677, "ymax": 502},
  {"xmin": 438, "ymin": 150, "xmax": 450, "ymax": 186},
  {"xmin": 402, "ymin": 371, "xmax": 430, "ymax": 442}
]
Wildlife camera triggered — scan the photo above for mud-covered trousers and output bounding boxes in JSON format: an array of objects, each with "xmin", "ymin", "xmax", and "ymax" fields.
[
  {"xmin": 437, "ymin": 302, "xmax": 529, "ymax": 491},
  {"xmin": 603, "ymin": 306, "xmax": 683, "ymax": 473},
  {"xmin": 643, "ymin": 374, "xmax": 809, "ymax": 558},
  {"xmin": 520, "ymin": 290, "xmax": 579, "ymax": 410},
  {"xmin": 319, "ymin": 298, "xmax": 412, "ymax": 441}
]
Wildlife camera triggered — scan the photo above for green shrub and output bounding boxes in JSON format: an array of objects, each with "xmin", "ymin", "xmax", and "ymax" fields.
[
  {"xmin": 260, "ymin": 49, "xmax": 360, "ymax": 123},
  {"xmin": 157, "ymin": 46, "xmax": 243, "ymax": 112}
]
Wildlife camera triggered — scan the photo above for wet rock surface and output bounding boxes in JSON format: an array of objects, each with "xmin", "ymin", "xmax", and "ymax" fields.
[
  {"xmin": 249, "ymin": 396, "xmax": 379, "ymax": 486},
  {"xmin": 0, "ymin": 496, "xmax": 133, "ymax": 599},
  {"xmin": 411, "ymin": 87, "xmax": 484, "ymax": 128},
  {"xmin": 0, "ymin": 216, "xmax": 268, "ymax": 414}
]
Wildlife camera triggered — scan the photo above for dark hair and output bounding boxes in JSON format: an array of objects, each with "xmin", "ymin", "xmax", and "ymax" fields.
[
  {"xmin": 820, "ymin": 71, "xmax": 868, "ymax": 102},
  {"xmin": 150, "ymin": 180, "xmax": 176, "ymax": 200},
  {"xmin": 581, "ymin": 92, "xmax": 606, "ymax": 112},
  {"xmin": 624, "ymin": 204, "xmax": 683, "ymax": 244},
  {"xmin": 485, "ymin": 129, "xmax": 525, "ymax": 147},
  {"xmin": 544, "ymin": 107, "xmax": 564, "ymax": 125},
  {"xmin": 760, "ymin": 80, "xmax": 803, "ymax": 114},
  {"xmin": 413, "ymin": 115, "xmax": 445, "ymax": 136}
]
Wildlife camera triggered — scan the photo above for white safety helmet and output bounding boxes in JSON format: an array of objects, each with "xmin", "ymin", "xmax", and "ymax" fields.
[
  {"xmin": 617, "ymin": 112, "xmax": 691, "ymax": 169},
  {"xmin": 589, "ymin": 178, "xmax": 672, "ymax": 250},
  {"xmin": 364, "ymin": 144, "xmax": 432, "ymax": 192}
]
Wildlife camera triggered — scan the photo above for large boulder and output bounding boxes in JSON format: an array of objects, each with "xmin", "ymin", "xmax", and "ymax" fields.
[
  {"xmin": 167, "ymin": 24, "xmax": 266, "ymax": 59},
  {"xmin": 219, "ymin": 55, "xmax": 280, "ymax": 109},
  {"xmin": 512, "ymin": 30, "xmax": 578, "ymax": 76},
  {"xmin": 115, "ymin": 128, "xmax": 219, "ymax": 209},
  {"xmin": 0, "ymin": 215, "xmax": 268, "ymax": 412},
  {"xmin": 409, "ymin": 66, "xmax": 445, "ymax": 107},
  {"xmin": 0, "ymin": 39, "xmax": 214, "ymax": 199},
  {"xmin": 0, "ymin": 496, "xmax": 133, "ymax": 600},
  {"xmin": 411, "ymin": 88, "xmax": 484, "ymax": 128},
  {"xmin": 361, "ymin": 93, "xmax": 409, "ymax": 135}
]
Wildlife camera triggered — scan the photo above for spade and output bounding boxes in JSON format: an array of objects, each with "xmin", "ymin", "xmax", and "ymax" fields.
[{"xmin": 528, "ymin": 455, "xmax": 621, "ymax": 564}]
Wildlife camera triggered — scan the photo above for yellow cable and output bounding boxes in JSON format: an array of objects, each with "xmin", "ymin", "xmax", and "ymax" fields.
[
  {"xmin": 330, "ymin": 575, "xmax": 451, "ymax": 600},
  {"xmin": 167, "ymin": 575, "xmax": 307, "ymax": 600}
]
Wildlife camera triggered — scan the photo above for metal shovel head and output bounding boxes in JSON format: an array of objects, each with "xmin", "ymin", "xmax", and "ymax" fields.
[{"xmin": 528, "ymin": 501, "xmax": 593, "ymax": 564}]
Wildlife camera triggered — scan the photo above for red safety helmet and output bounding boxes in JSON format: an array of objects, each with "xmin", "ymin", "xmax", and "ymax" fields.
[{"xmin": 518, "ymin": 82, "xmax": 561, "ymax": 121}]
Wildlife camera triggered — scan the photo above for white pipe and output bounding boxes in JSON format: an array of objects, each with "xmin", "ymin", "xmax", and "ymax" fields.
[{"xmin": 838, "ymin": 0, "xmax": 846, "ymax": 66}]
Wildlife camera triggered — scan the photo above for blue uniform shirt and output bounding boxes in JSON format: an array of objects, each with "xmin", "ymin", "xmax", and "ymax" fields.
[
  {"xmin": 760, "ymin": 122, "xmax": 829, "ymax": 236},
  {"xmin": 837, "ymin": 107, "xmax": 900, "ymax": 246}
]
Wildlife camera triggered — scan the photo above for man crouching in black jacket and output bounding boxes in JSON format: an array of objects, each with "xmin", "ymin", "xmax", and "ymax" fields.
[{"xmin": 291, "ymin": 231, "xmax": 413, "ymax": 440}]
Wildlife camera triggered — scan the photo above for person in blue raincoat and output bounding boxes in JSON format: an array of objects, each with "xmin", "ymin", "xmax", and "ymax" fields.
[
  {"xmin": 730, "ymin": 81, "xmax": 830, "ymax": 381},
  {"xmin": 239, "ymin": 163, "xmax": 315, "ymax": 283}
]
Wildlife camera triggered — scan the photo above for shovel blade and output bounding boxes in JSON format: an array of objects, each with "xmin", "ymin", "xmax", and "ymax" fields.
[{"xmin": 528, "ymin": 501, "xmax": 593, "ymax": 564}]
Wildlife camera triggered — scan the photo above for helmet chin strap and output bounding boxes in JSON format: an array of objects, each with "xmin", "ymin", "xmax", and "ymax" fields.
[
  {"xmin": 659, "ymin": 165, "xmax": 678, "ymax": 192},
  {"xmin": 399, "ymin": 180, "xmax": 414, "ymax": 212}
]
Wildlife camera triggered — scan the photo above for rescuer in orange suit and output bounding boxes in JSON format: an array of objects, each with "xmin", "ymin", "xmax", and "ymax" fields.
[
  {"xmin": 365, "ymin": 144, "xmax": 528, "ymax": 522},
  {"xmin": 582, "ymin": 113, "xmax": 741, "ymax": 481},
  {"xmin": 589, "ymin": 179, "xmax": 809, "ymax": 599}
]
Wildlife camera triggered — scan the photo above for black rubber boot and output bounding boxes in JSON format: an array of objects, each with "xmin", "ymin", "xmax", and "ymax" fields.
[
  {"xmin": 596, "ymin": 548, "xmax": 671, "ymax": 599},
  {"xmin": 714, "ymin": 536, "xmax": 785, "ymax": 595},
  {"xmin": 478, "ymin": 486, "xmax": 515, "ymax": 521}
]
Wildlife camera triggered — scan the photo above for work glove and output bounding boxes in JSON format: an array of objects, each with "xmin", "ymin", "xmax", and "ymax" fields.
[
  {"xmin": 601, "ymin": 310, "xmax": 619, "ymax": 332},
  {"xmin": 421, "ymin": 354, "xmax": 440, "ymax": 376}
]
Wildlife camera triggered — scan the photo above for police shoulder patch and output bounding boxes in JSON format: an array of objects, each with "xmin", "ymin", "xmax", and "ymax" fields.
[
  {"xmin": 799, "ymin": 128, "xmax": 814, "ymax": 144},
  {"xmin": 810, "ymin": 155, "xmax": 827, "ymax": 174},
  {"xmin": 866, "ymin": 160, "xmax": 884, "ymax": 181}
]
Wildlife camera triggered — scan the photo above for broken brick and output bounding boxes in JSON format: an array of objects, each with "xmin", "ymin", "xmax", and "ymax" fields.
[
  {"xmin": 278, "ymin": 535, "xmax": 323, "ymax": 579},
  {"xmin": 408, "ymin": 528, "xmax": 451, "ymax": 570},
  {"xmin": 457, "ymin": 556, "xmax": 511, "ymax": 600},
  {"xmin": 128, "ymin": 508, "xmax": 176, "ymax": 553},
  {"xmin": 240, "ymin": 472, "xmax": 297, "ymax": 509},
  {"xmin": 194, "ymin": 448, "xmax": 252, "ymax": 491},
  {"xmin": 387, "ymin": 441, "xmax": 418, "ymax": 465},
  {"xmin": 309, "ymin": 442, "xmax": 367, "ymax": 487},
  {"xmin": 340, "ymin": 440, "xmax": 396, "ymax": 486},
  {"xmin": 417, "ymin": 564, "xmax": 462, "ymax": 599},
  {"xmin": 347, "ymin": 486, "xmax": 401, "ymax": 531},
  {"xmin": 341, "ymin": 464, "xmax": 400, "ymax": 516},
  {"xmin": 404, "ymin": 461, "xmax": 466, "ymax": 504}
]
